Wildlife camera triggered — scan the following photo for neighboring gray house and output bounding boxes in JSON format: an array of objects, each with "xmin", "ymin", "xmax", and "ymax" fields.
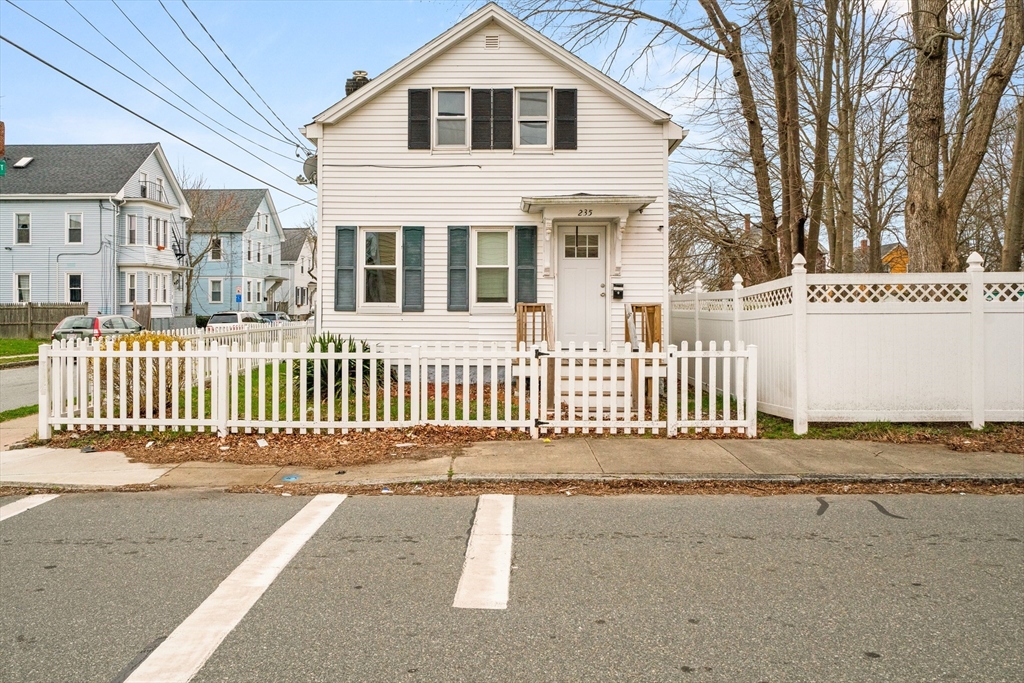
[
  {"xmin": 185, "ymin": 188, "xmax": 287, "ymax": 316},
  {"xmin": 0, "ymin": 143, "xmax": 191, "ymax": 318},
  {"xmin": 279, "ymin": 228, "xmax": 316, "ymax": 317}
]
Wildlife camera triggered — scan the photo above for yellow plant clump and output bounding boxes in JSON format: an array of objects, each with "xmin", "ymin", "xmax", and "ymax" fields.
[{"xmin": 99, "ymin": 332, "xmax": 189, "ymax": 351}]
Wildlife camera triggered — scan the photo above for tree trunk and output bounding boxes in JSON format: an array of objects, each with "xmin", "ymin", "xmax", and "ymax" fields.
[
  {"xmin": 806, "ymin": 0, "xmax": 838, "ymax": 274},
  {"xmin": 1003, "ymin": 97, "xmax": 1024, "ymax": 271}
]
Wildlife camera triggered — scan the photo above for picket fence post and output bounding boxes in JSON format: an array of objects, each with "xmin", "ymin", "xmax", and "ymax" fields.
[
  {"xmin": 791, "ymin": 254, "xmax": 808, "ymax": 435},
  {"xmin": 966, "ymin": 252, "xmax": 985, "ymax": 429},
  {"xmin": 215, "ymin": 342, "xmax": 229, "ymax": 437},
  {"xmin": 746, "ymin": 345, "xmax": 758, "ymax": 437},
  {"xmin": 667, "ymin": 345, "xmax": 678, "ymax": 437},
  {"xmin": 410, "ymin": 345, "xmax": 421, "ymax": 425},
  {"xmin": 38, "ymin": 343, "xmax": 51, "ymax": 440},
  {"xmin": 731, "ymin": 273, "xmax": 743, "ymax": 350}
]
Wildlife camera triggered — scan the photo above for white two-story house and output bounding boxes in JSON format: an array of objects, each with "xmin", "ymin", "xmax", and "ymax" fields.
[
  {"xmin": 279, "ymin": 228, "xmax": 316, "ymax": 318},
  {"xmin": 0, "ymin": 142, "xmax": 191, "ymax": 319},
  {"xmin": 303, "ymin": 3, "xmax": 684, "ymax": 347}
]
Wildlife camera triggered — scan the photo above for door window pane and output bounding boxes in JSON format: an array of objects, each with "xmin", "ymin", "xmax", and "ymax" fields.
[{"xmin": 564, "ymin": 233, "xmax": 599, "ymax": 258}]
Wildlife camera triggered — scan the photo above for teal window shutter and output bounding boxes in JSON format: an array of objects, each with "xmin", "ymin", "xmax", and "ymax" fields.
[
  {"xmin": 402, "ymin": 226, "xmax": 424, "ymax": 312},
  {"xmin": 448, "ymin": 226, "xmax": 469, "ymax": 311},
  {"xmin": 335, "ymin": 226, "xmax": 356, "ymax": 311},
  {"xmin": 515, "ymin": 226, "xmax": 537, "ymax": 303}
]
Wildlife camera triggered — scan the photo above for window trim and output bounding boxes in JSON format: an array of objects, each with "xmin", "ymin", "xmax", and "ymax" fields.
[
  {"xmin": 515, "ymin": 88, "xmax": 552, "ymax": 149},
  {"xmin": 209, "ymin": 278, "xmax": 223, "ymax": 304},
  {"xmin": 127, "ymin": 272, "xmax": 137, "ymax": 303},
  {"xmin": 14, "ymin": 272, "xmax": 30, "ymax": 303},
  {"xmin": 358, "ymin": 227, "xmax": 402, "ymax": 312},
  {"xmin": 14, "ymin": 213, "xmax": 31, "ymax": 245},
  {"xmin": 66, "ymin": 272, "xmax": 83, "ymax": 304},
  {"xmin": 146, "ymin": 216, "xmax": 155, "ymax": 246},
  {"xmin": 434, "ymin": 88, "xmax": 470, "ymax": 150},
  {"xmin": 470, "ymin": 228, "xmax": 514, "ymax": 313},
  {"xmin": 209, "ymin": 237, "xmax": 222, "ymax": 261},
  {"xmin": 66, "ymin": 212, "xmax": 84, "ymax": 245},
  {"xmin": 126, "ymin": 215, "xmax": 138, "ymax": 245}
]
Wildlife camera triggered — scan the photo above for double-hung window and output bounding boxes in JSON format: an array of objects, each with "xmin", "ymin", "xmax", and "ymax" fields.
[
  {"xmin": 67, "ymin": 273, "xmax": 83, "ymax": 303},
  {"xmin": 473, "ymin": 230, "xmax": 512, "ymax": 305},
  {"xmin": 246, "ymin": 239, "xmax": 252, "ymax": 262},
  {"xmin": 256, "ymin": 279, "xmax": 263, "ymax": 303},
  {"xmin": 518, "ymin": 90, "xmax": 550, "ymax": 147},
  {"xmin": 209, "ymin": 279, "xmax": 223, "ymax": 303},
  {"xmin": 67, "ymin": 213, "xmax": 83, "ymax": 244},
  {"xmin": 15, "ymin": 274, "xmax": 30, "ymax": 302},
  {"xmin": 256, "ymin": 242, "xmax": 262, "ymax": 263},
  {"xmin": 147, "ymin": 217, "xmax": 154, "ymax": 246},
  {"xmin": 436, "ymin": 90, "xmax": 468, "ymax": 147},
  {"xmin": 362, "ymin": 229, "xmax": 399, "ymax": 306},
  {"xmin": 127, "ymin": 273, "xmax": 137, "ymax": 303},
  {"xmin": 210, "ymin": 238, "xmax": 222, "ymax": 261},
  {"xmin": 161, "ymin": 275, "xmax": 168, "ymax": 303},
  {"xmin": 246, "ymin": 279, "xmax": 252, "ymax": 303},
  {"xmin": 15, "ymin": 214, "xmax": 30, "ymax": 244},
  {"xmin": 127, "ymin": 216, "xmax": 138, "ymax": 245}
]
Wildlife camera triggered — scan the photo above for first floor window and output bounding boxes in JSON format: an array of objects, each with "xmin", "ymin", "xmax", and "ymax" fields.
[
  {"xmin": 161, "ymin": 274, "xmax": 168, "ymax": 303},
  {"xmin": 67, "ymin": 213, "xmax": 83, "ymax": 244},
  {"xmin": 295, "ymin": 286, "xmax": 300, "ymax": 303},
  {"xmin": 67, "ymin": 274, "xmax": 83, "ymax": 303},
  {"xmin": 146, "ymin": 273, "xmax": 153, "ymax": 302},
  {"xmin": 15, "ymin": 274, "xmax": 30, "ymax": 302},
  {"xmin": 246, "ymin": 279, "xmax": 252, "ymax": 303},
  {"xmin": 363, "ymin": 230, "xmax": 398, "ymax": 304},
  {"xmin": 257, "ymin": 280, "xmax": 263, "ymax": 302},
  {"xmin": 475, "ymin": 230, "xmax": 510, "ymax": 304},
  {"xmin": 16, "ymin": 213, "xmax": 30, "ymax": 244},
  {"xmin": 210, "ymin": 279, "xmax": 223, "ymax": 303},
  {"xmin": 127, "ymin": 273, "xmax": 137, "ymax": 303},
  {"xmin": 127, "ymin": 215, "xmax": 138, "ymax": 244},
  {"xmin": 210, "ymin": 237, "xmax": 222, "ymax": 261}
]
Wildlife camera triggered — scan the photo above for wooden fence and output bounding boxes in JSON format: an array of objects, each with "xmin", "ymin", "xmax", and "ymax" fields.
[
  {"xmin": 0, "ymin": 303, "xmax": 88, "ymax": 339},
  {"xmin": 38, "ymin": 340, "xmax": 758, "ymax": 439},
  {"xmin": 672, "ymin": 251, "xmax": 1024, "ymax": 433}
]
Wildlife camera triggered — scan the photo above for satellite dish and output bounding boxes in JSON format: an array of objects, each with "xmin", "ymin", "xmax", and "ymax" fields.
[{"xmin": 302, "ymin": 155, "xmax": 317, "ymax": 185}]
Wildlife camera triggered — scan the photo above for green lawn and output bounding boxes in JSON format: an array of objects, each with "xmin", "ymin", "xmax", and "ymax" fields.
[
  {"xmin": 0, "ymin": 404, "xmax": 39, "ymax": 423},
  {"xmin": 0, "ymin": 339, "xmax": 47, "ymax": 357}
]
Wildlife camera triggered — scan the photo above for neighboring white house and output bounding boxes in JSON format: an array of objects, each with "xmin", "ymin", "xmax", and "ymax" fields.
[
  {"xmin": 279, "ymin": 228, "xmax": 316, "ymax": 318},
  {"xmin": 0, "ymin": 142, "xmax": 191, "ymax": 319},
  {"xmin": 302, "ymin": 3, "xmax": 684, "ymax": 347}
]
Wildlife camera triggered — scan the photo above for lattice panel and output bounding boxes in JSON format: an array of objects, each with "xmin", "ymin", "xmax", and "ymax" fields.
[
  {"xmin": 699, "ymin": 299, "xmax": 733, "ymax": 312},
  {"xmin": 672, "ymin": 300, "xmax": 696, "ymax": 312},
  {"xmin": 741, "ymin": 287, "xmax": 793, "ymax": 310},
  {"xmin": 984, "ymin": 282, "xmax": 1024, "ymax": 303},
  {"xmin": 806, "ymin": 283, "xmax": 969, "ymax": 303}
]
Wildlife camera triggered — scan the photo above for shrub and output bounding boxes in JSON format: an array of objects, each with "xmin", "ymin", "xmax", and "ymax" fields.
[
  {"xmin": 305, "ymin": 333, "xmax": 390, "ymax": 398},
  {"xmin": 195, "ymin": 315, "xmax": 210, "ymax": 329}
]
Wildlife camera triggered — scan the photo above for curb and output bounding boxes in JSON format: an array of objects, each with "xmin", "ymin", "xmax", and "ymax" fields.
[{"xmin": 0, "ymin": 360, "xmax": 39, "ymax": 370}]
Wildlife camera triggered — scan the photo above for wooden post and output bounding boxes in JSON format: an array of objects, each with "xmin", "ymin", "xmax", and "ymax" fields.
[
  {"xmin": 27, "ymin": 302, "xmax": 34, "ymax": 340},
  {"xmin": 967, "ymin": 252, "xmax": 985, "ymax": 429},
  {"xmin": 791, "ymin": 255, "xmax": 808, "ymax": 435}
]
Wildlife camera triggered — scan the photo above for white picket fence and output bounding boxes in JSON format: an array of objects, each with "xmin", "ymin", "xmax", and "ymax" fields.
[
  {"xmin": 167, "ymin": 320, "xmax": 314, "ymax": 349},
  {"xmin": 672, "ymin": 252, "xmax": 1024, "ymax": 433},
  {"xmin": 38, "ymin": 340, "xmax": 758, "ymax": 439}
]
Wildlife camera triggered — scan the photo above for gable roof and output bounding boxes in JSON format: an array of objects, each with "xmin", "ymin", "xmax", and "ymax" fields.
[
  {"xmin": 308, "ymin": 3, "xmax": 673, "ymax": 129},
  {"xmin": 185, "ymin": 188, "xmax": 269, "ymax": 233},
  {"xmin": 0, "ymin": 143, "xmax": 158, "ymax": 195},
  {"xmin": 280, "ymin": 228, "xmax": 312, "ymax": 262}
]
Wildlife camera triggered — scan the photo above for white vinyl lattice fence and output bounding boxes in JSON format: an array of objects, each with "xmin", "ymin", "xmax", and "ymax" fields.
[
  {"xmin": 38, "ymin": 341, "xmax": 758, "ymax": 438},
  {"xmin": 671, "ymin": 252, "xmax": 1024, "ymax": 433}
]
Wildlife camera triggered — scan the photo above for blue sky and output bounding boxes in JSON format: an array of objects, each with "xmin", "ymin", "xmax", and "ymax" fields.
[{"xmin": 0, "ymin": 1, "xmax": 692, "ymax": 227}]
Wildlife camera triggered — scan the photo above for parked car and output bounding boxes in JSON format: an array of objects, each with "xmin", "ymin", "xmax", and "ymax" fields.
[
  {"xmin": 258, "ymin": 311, "xmax": 292, "ymax": 324},
  {"xmin": 51, "ymin": 315, "xmax": 145, "ymax": 341},
  {"xmin": 205, "ymin": 311, "xmax": 269, "ymax": 329}
]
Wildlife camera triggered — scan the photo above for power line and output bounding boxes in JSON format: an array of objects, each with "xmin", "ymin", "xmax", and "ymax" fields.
[
  {"xmin": 111, "ymin": 0, "xmax": 300, "ymax": 151},
  {"xmin": 158, "ymin": 0, "xmax": 308, "ymax": 155},
  {"xmin": 3, "ymin": 0, "xmax": 302, "ymax": 184},
  {"xmin": 0, "ymin": 34, "xmax": 316, "ymax": 207},
  {"xmin": 63, "ymin": 0, "xmax": 299, "ymax": 164},
  {"xmin": 180, "ymin": 0, "xmax": 312, "ymax": 154}
]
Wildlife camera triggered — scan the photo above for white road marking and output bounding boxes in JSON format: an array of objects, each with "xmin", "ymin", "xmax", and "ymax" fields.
[
  {"xmin": 454, "ymin": 494, "xmax": 514, "ymax": 610},
  {"xmin": 0, "ymin": 494, "xmax": 59, "ymax": 521},
  {"xmin": 125, "ymin": 493, "xmax": 347, "ymax": 683}
]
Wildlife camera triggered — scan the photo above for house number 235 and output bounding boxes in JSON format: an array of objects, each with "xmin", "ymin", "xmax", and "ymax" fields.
[{"xmin": 578, "ymin": 209, "xmax": 593, "ymax": 216}]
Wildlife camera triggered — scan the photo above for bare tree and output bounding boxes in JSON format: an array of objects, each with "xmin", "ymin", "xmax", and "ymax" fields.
[
  {"xmin": 178, "ymin": 172, "xmax": 243, "ymax": 314},
  {"xmin": 1001, "ymin": 96, "xmax": 1024, "ymax": 270}
]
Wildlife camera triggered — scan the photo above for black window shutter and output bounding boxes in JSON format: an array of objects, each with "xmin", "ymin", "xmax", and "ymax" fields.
[
  {"xmin": 334, "ymin": 226, "xmax": 356, "ymax": 311},
  {"xmin": 554, "ymin": 89, "xmax": 577, "ymax": 150},
  {"xmin": 492, "ymin": 89, "xmax": 513, "ymax": 149},
  {"xmin": 515, "ymin": 226, "xmax": 537, "ymax": 303},
  {"xmin": 447, "ymin": 226, "xmax": 469, "ymax": 312},
  {"xmin": 402, "ymin": 226, "xmax": 424, "ymax": 312},
  {"xmin": 408, "ymin": 89, "xmax": 431, "ymax": 149},
  {"xmin": 471, "ymin": 89, "xmax": 492, "ymax": 150}
]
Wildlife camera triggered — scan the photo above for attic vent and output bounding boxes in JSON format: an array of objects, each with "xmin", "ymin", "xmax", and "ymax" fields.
[
  {"xmin": 484, "ymin": 35, "xmax": 499, "ymax": 50},
  {"xmin": 13, "ymin": 157, "xmax": 33, "ymax": 168}
]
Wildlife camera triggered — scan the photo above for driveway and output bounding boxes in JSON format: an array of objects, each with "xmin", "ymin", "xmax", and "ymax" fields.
[{"xmin": 0, "ymin": 365, "xmax": 38, "ymax": 412}]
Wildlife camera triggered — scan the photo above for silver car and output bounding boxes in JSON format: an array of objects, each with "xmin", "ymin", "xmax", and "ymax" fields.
[{"xmin": 51, "ymin": 315, "xmax": 144, "ymax": 341}]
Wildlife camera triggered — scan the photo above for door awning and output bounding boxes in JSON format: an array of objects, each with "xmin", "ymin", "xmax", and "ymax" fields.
[{"xmin": 520, "ymin": 193, "xmax": 656, "ymax": 214}]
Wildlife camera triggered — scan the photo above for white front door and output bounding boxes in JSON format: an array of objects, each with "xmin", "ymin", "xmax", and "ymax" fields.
[{"xmin": 557, "ymin": 225, "xmax": 607, "ymax": 347}]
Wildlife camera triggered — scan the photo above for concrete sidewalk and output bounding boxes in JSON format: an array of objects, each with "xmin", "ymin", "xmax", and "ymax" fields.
[{"xmin": 1, "ymin": 428, "xmax": 1021, "ymax": 489}]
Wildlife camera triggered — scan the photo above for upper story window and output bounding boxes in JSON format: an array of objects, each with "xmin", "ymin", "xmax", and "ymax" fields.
[
  {"xmin": 147, "ymin": 217, "xmax": 155, "ymax": 246},
  {"xmin": 246, "ymin": 239, "xmax": 252, "ymax": 262},
  {"xmin": 518, "ymin": 90, "xmax": 550, "ymax": 147},
  {"xmin": 67, "ymin": 213, "xmax": 83, "ymax": 244},
  {"xmin": 15, "ymin": 213, "xmax": 31, "ymax": 244},
  {"xmin": 126, "ymin": 215, "xmax": 138, "ymax": 245},
  {"xmin": 436, "ymin": 90, "xmax": 467, "ymax": 147},
  {"xmin": 210, "ymin": 237, "xmax": 222, "ymax": 261},
  {"xmin": 256, "ymin": 242, "xmax": 263, "ymax": 263}
]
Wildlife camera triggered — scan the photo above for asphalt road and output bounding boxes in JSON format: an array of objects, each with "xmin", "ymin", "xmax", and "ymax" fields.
[
  {"xmin": 1, "ymin": 492, "xmax": 1022, "ymax": 682},
  {"xmin": 0, "ymin": 365, "xmax": 38, "ymax": 412}
]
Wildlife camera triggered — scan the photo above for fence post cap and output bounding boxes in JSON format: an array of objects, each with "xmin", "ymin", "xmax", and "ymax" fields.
[
  {"xmin": 694, "ymin": 279, "xmax": 703, "ymax": 292},
  {"xmin": 792, "ymin": 253, "xmax": 807, "ymax": 270},
  {"xmin": 966, "ymin": 251, "xmax": 984, "ymax": 271},
  {"xmin": 732, "ymin": 274, "xmax": 744, "ymax": 288}
]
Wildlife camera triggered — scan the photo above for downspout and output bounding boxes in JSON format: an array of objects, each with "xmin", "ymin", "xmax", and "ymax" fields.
[{"xmin": 110, "ymin": 197, "xmax": 123, "ymax": 314}]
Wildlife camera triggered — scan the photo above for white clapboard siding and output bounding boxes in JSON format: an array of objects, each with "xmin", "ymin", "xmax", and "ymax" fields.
[
  {"xmin": 670, "ymin": 254, "xmax": 1024, "ymax": 432},
  {"xmin": 38, "ymin": 342, "xmax": 757, "ymax": 438},
  {"xmin": 318, "ymin": 22, "xmax": 670, "ymax": 346}
]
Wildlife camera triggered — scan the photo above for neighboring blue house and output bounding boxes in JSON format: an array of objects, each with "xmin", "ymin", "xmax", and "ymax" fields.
[
  {"xmin": 0, "ymin": 142, "xmax": 191, "ymax": 318},
  {"xmin": 184, "ymin": 188, "xmax": 287, "ymax": 316}
]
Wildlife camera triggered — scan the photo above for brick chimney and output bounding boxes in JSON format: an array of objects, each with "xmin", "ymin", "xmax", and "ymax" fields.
[
  {"xmin": 860, "ymin": 239, "xmax": 868, "ymax": 253},
  {"xmin": 345, "ymin": 70, "xmax": 371, "ymax": 96}
]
